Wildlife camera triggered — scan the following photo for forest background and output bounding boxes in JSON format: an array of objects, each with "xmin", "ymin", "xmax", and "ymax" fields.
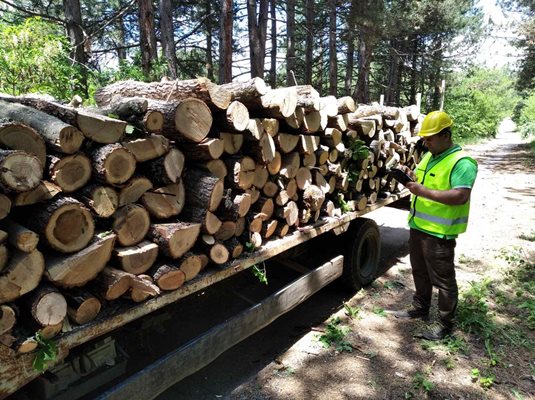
[{"xmin": 0, "ymin": 0, "xmax": 534, "ymax": 142}]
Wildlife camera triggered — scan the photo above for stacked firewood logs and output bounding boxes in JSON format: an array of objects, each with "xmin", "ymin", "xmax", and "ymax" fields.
[{"xmin": 0, "ymin": 77, "xmax": 424, "ymax": 352}]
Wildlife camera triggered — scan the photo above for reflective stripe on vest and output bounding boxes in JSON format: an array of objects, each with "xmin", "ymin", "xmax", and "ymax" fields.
[{"xmin": 409, "ymin": 149, "xmax": 476, "ymax": 236}]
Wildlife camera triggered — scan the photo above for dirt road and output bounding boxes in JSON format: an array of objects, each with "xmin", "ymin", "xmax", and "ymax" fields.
[{"xmin": 159, "ymin": 122, "xmax": 535, "ymax": 399}]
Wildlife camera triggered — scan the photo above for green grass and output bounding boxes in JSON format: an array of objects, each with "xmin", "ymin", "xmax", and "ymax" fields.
[{"xmin": 317, "ymin": 317, "xmax": 352, "ymax": 353}]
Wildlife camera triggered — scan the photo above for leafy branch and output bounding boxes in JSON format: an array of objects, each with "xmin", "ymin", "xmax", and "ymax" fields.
[{"xmin": 32, "ymin": 333, "xmax": 58, "ymax": 372}]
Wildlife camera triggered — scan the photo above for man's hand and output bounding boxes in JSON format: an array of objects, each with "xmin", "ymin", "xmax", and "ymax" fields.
[
  {"xmin": 406, "ymin": 183, "xmax": 472, "ymax": 206},
  {"xmin": 398, "ymin": 165, "xmax": 416, "ymax": 181}
]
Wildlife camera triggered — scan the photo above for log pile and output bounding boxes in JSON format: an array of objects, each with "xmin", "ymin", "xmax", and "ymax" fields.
[{"xmin": 0, "ymin": 78, "xmax": 424, "ymax": 353}]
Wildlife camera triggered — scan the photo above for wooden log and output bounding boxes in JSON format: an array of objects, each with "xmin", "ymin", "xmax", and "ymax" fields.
[
  {"xmin": 113, "ymin": 240, "xmax": 159, "ymax": 275},
  {"xmin": 207, "ymin": 242, "xmax": 229, "ymax": 265},
  {"xmin": 46, "ymin": 153, "xmax": 91, "ymax": 193},
  {"xmin": 302, "ymin": 152, "xmax": 316, "ymax": 168},
  {"xmin": 267, "ymin": 151, "xmax": 282, "ymax": 175},
  {"xmin": 44, "ymin": 232, "xmax": 116, "ymax": 288},
  {"xmin": 76, "ymin": 109, "xmax": 126, "ymax": 144},
  {"xmin": 351, "ymin": 103, "xmax": 385, "ymax": 119},
  {"xmin": 148, "ymin": 263, "xmax": 186, "ymax": 291},
  {"xmin": 303, "ymin": 185, "xmax": 325, "ymax": 212},
  {"xmin": 0, "ymin": 120, "xmax": 47, "ymax": 166},
  {"xmin": 314, "ymin": 171, "xmax": 331, "ymax": 195},
  {"xmin": 195, "ymin": 159, "xmax": 228, "ymax": 179},
  {"xmin": 180, "ymin": 207, "xmax": 222, "ymax": 235},
  {"xmin": 275, "ymin": 133, "xmax": 300, "ymax": 154},
  {"xmin": 0, "ymin": 304, "xmax": 16, "ymax": 335},
  {"xmin": 296, "ymin": 167, "xmax": 312, "ymax": 190},
  {"xmin": 274, "ymin": 222, "xmax": 289, "ymax": 238},
  {"xmin": 111, "ymin": 204, "xmax": 151, "ymax": 247},
  {"xmin": 91, "ymin": 143, "xmax": 136, "ymax": 185},
  {"xmin": 245, "ymin": 87, "xmax": 298, "ymax": 118},
  {"xmin": 214, "ymin": 220, "xmax": 237, "ymax": 241},
  {"xmin": 108, "ymin": 96, "xmax": 148, "ymax": 118},
  {"xmin": 224, "ymin": 237, "xmax": 243, "ymax": 259},
  {"xmin": 262, "ymin": 118, "xmax": 279, "ymax": 137},
  {"xmin": 319, "ymin": 128, "xmax": 342, "ymax": 148},
  {"xmin": 298, "ymin": 135, "xmax": 320, "ymax": 155},
  {"xmin": 23, "ymin": 284, "xmax": 67, "ymax": 327},
  {"xmin": 148, "ymin": 222, "xmax": 202, "ymax": 259},
  {"xmin": 64, "ymin": 288, "xmax": 102, "ymax": 325},
  {"xmin": 274, "ymin": 201, "xmax": 299, "ymax": 226},
  {"xmin": 252, "ymin": 165, "xmax": 269, "ymax": 189},
  {"xmin": 180, "ymin": 138, "xmax": 224, "ymax": 161},
  {"xmin": 328, "ymin": 114, "xmax": 349, "ymax": 132},
  {"xmin": 78, "ymin": 184, "xmax": 119, "ymax": 218},
  {"xmin": 115, "ymin": 175, "xmax": 153, "ymax": 207},
  {"xmin": 216, "ymin": 192, "xmax": 252, "ymax": 221},
  {"xmin": 224, "ymin": 156, "xmax": 256, "ymax": 190},
  {"xmin": 183, "ymin": 168, "xmax": 224, "ymax": 212},
  {"xmin": 0, "ymin": 100, "xmax": 84, "ymax": 154},
  {"xmin": 295, "ymin": 85, "xmax": 320, "ymax": 111},
  {"xmin": 220, "ymin": 77, "xmax": 269, "ymax": 103},
  {"xmin": 126, "ymin": 274, "xmax": 155, "ymax": 302},
  {"xmin": 252, "ymin": 197, "xmax": 274, "ymax": 221},
  {"xmin": 0, "ymin": 150, "xmax": 42, "ymax": 193},
  {"xmin": 262, "ymin": 181, "xmax": 278, "ymax": 198},
  {"xmin": 141, "ymin": 181, "xmax": 186, "ymax": 219},
  {"xmin": 0, "ymin": 249, "xmax": 44, "ymax": 304},
  {"xmin": 279, "ymin": 152, "xmax": 300, "ymax": 179},
  {"xmin": 284, "ymin": 107, "xmax": 304, "ymax": 130},
  {"xmin": 95, "ymin": 77, "xmax": 232, "ymax": 111},
  {"xmin": 0, "ymin": 219, "xmax": 38, "ymax": 253},
  {"xmin": 261, "ymin": 220, "xmax": 278, "ymax": 239},
  {"xmin": 219, "ymin": 132, "xmax": 244, "ymax": 155},
  {"xmin": 176, "ymin": 252, "xmax": 202, "ymax": 281},
  {"xmin": 213, "ymin": 100, "xmax": 249, "ymax": 132},
  {"xmin": 91, "ymin": 267, "xmax": 132, "ymax": 301},
  {"xmin": 245, "ymin": 118, "xmax": 264, "ymax": 140},
  {"xmin": 141, "ymin": 148, "xmax": 185, "ymax": 186},
  {"xmin": 337, "ymin": 96, "xmax": 357, "ymax": 114},
  {"xmin": 0, "ymin": 194, "xmax": 10, "ymax": 220},
  {"xmin": 235, "ymin": 217, "xmax": 246, "ymax": 237},
  {"xmin": 122, "ymin": 135, "xmax": 170, "ymax": 162},
  {"xmin": 16, "ymin": 196, "xmax": 94, "ymax": 253}
]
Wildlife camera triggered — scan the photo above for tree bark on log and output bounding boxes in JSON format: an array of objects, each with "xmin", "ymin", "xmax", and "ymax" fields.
[
  {"xmin": 91, "ymin": 143, "xmax": 136, "ymax": 185},
  {"xmin": 0, "ymin": 249, "xmax": 44, "ymax": 304},
  {"xmin": 46, "ymin": 153, "xmax": 92, "ymax": 192},
  {"xmin": 64, "ymin": 288, "xmax": 101, "ymax": 325},
  {"xmin": 0, "ymin": 150, "xmax": 42, "ymax": 193},
  {"xmin": 183, "ymin": 168, "xmax": 224, "ymax": 212},
  {"xmin": 16, "ymin": 196, "xmax": 94, "ymax": 253},
  {"xmin": 12, "ymin": 181, "xmax": 61, "ymax": 207},
  {"xmin": 148, "ymin": 263, "xmax": 185, "ymax": 291},
  {"xmin": 91, "ymin": 267, "xmax": 132, "ymax": 301},
  {"xmin": 0, "ymin": 120, "xmax": 47, "ymax": 166},
  {"xmin": 115, "ymin": 175, "xmax": 153, "ymax": 207},
  {"xmin": 180, "ymin": 138, "xmax": 224, "ymax": 161},
  {"xmin": 180, "ymin": 207, "xmax": 222, "ymax": 235},
  {"xmin": 220, "ymin": 77, "xmax": 268, "ymax": 103},
  {"xmin": 0, "ymin": 219, "xmax": 39, "ymax": 253},
  {"xmin": 111, "ymin": 204, "xmax": 151, "ymax": 247},
  {"xmin": 337, "ymin": 96, "xmax": 357, "ymax": 114},
  {"xmin": 94, "ymin": 77, "xmax": 231, "ymax": 111},
  {"xmin": 0, "ymin": 100, "xmax": 84, "ymax": 154},
  {"xmin": 0, "ymin": 304, "xmax": 16, "ymax": 335},
  {"xmin": 44, "ymin": 233, "xmax": 116, "ymax": 288},
  {"xmin": 148, "ymin": 222, "xmax": 202, "ymax": 259}
]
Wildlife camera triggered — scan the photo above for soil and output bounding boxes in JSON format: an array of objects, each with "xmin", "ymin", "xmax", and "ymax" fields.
[{"xmin": 227, "ymin": 120, "xmax": 535, "ymax": 400}]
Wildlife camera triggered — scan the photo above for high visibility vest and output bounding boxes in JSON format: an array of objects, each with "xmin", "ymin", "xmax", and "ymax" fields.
[{"xmin": 409, "ymin": 149, "xmax": 477, "ymax": 236}]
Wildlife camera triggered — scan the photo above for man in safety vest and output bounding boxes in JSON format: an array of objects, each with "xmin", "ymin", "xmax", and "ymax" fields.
[{"xmin": 394, "ymin": 110, "xmax": 478, "ymax": 341}]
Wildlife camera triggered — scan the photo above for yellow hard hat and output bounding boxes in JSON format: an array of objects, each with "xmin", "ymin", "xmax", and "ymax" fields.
[{"xmin": 418, "ymin": 111, "xmax": 453, "ymax": 137}]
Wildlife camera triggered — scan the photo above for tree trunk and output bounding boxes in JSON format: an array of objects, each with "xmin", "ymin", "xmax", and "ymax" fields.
[
  {"xmin": 63, "ymin": 0, "xmax": 88, "ymax": 96},
  {"xmin": 247, "ymin": 0, "xmax": 269, "ymax": 78},
  {"xmin": 328, "ymin": 0, "xmax": 337, "ymax": 96},
  {"xmin": 218, "ymin": 0, "xmax": 233, "ymax": 83},
  {"xmin": 205, "ymin": 0, "xmax": 215, "ymax": 81},
  {"xmin": 159, "ymin": 0, "xmax": 178, "ymax": 79},
  {"xmin": 138, "ymin": 0, "xmax": 158, "ymax": 79},
  {"xmin": 305, "ymin": 0, "xmax": 314, "ymax": 85},
  {"xmin": 285, "ymin": 0, "xmax": 297, "ymax": 85},
  {"xmin": 269, "ymin": 0, "xmax": 277, "ymax": 87}
]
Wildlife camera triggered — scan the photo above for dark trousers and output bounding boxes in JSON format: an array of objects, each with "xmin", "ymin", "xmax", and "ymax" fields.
[{"xmin": 409, "ymin": 228, "xmax": 458, "ymax": 329}]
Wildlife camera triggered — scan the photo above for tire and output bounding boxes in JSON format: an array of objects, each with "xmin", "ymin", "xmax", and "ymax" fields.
[{"xmin": 342, "ymin": 218, "xmax": 381, "ymax": 290}]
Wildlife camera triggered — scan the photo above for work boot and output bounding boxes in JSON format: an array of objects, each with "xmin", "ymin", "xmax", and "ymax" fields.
[
  {"xmin": 393, "ymin": 307, "xmax": 429, "ymax": 320},
  {"xmin": 422, "ymin": 322, "xmax": 452, "ymax": 341}
]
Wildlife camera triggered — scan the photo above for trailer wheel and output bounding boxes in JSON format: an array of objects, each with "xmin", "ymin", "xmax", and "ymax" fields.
[{"xmin": 342, "ymin": 218, "xmax": 381, "ymax": 290}]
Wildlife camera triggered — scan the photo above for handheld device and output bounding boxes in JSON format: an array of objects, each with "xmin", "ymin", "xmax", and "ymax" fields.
[{"xmin": 388, "ymin": 168, "xmax": 414, "ymax": 186}]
